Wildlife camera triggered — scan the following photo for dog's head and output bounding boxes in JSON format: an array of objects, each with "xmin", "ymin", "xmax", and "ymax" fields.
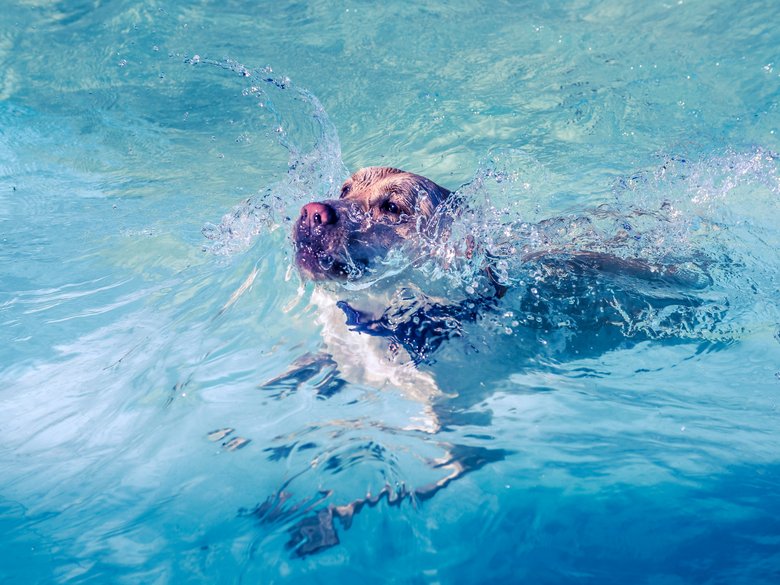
[{"xmin": 293, "ymin": 167, "xmax": 451, "ymax": 282}]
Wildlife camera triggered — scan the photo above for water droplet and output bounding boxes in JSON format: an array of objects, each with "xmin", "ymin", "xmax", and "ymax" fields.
[{"xmin": 318, "ymin": 254, "xmax": 334, "ymax": 270}]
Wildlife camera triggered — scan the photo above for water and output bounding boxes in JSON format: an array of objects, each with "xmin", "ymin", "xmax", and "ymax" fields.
[{"xmin": 1, "ymin": 1, "xmax": 780, "ymax": 583}]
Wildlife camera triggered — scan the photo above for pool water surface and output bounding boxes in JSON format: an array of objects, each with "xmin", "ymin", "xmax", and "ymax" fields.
[{"xmin": 1, "ymin": 1, "xmax": 780, "ymax": 583}]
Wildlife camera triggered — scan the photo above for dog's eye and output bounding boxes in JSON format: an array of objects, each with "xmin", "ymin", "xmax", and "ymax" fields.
[
  {"xmin": 381, "ymin": 201, "xmax": 400, "ymax": 215},
  {"xmin": 340, "ymin": 184, "xmax": 351, "ymax": 198}
]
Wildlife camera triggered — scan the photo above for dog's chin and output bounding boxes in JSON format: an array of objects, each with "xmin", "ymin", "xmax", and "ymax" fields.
[{"xmin": 294, "ymin": 249, "xmax": 369, "ymax": 283}]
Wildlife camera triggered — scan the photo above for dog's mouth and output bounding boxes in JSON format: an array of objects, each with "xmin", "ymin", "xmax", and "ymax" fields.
[{"xmin": 293, "ymin": 225, "xmax": 410, "ymax": 284}]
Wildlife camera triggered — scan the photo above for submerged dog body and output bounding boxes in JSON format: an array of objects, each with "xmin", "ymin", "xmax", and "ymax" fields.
[{"xmin": 273, "ymin": 165, "xmax": 719, "ymax": 555}]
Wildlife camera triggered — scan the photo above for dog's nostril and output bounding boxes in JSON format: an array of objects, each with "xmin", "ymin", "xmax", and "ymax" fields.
[{"xmin": 313, "ymin": 212, "xmax": 322, "ymax": 225}]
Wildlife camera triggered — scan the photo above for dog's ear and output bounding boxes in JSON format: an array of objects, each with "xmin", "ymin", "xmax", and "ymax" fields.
[
  {"xmin": 428, "ymin": 181, "xmax": 451, "ymax": 206},
  {"xmin": 412, "ymin": 176, "xmax": 451, "ymax": 218}
]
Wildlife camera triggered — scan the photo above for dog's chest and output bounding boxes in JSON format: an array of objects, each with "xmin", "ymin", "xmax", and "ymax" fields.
[{"xmin": 309, "ymin": 288, "xmax": 441, "ymax": 406}]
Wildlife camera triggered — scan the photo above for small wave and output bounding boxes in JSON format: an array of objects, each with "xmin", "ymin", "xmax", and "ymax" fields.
[{"xmin": 189, "ymin": 57, "xmax": 347, "ymax": 255}]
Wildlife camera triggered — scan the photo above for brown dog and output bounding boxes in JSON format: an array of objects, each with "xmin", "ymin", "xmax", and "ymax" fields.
[
  {"xmin": 279, "ymin": 165, "xmax": 717, "ymax": 556},
  {"xmin": 293, "ymin": 166, "xmax": 451, "ymax": 282}
]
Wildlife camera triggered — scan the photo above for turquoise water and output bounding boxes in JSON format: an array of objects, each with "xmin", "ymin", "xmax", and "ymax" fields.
[{"xmin": 2, "ymin": 1, "xmax": 780, "ymax": 583}]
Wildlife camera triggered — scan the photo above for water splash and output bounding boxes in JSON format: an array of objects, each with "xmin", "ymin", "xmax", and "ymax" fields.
[{"xmin": 194, "ymin": 57, "xmax": 348, "ymax": 255}]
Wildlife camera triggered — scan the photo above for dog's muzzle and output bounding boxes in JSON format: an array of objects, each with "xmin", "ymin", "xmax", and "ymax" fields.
[
  {"xmin": 293, "ymin": 200, "xmax": 407, "ymax": 282},
  {"xmin": 293, "ymin": 200, "xmax": 364, "ymax": 281}
]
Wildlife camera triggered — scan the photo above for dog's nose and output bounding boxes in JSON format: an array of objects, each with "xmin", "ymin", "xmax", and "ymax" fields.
[{"xmin": 299, "ymin": 202, "xmax": 337, "ymax": 228}]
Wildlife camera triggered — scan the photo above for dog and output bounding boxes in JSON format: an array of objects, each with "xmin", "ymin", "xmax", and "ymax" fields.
[
  {"xmin": 288, "ymin": 164, "xmax": 716, "ymax": 404},
  {"xmin": 262, "ymin": 165, "xmax": 716, "ymax": 555}
]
